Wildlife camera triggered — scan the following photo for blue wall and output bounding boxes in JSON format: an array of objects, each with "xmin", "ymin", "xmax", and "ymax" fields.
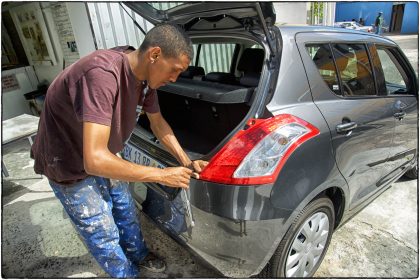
[
  {"xmin": 401, "ymin": 2, "xmax": 418, "ymax": 34},
  {"xmin": 335, "ymin": 2, "xmax": 418, "ymax": 34}
]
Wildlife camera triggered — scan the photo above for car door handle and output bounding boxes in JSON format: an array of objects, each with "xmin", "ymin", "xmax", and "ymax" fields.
[
  {"xmin": 394, "ymin": 111, "xmax": 406, "ymax": 120},
  {"xmin": 336, "ymin": 122, "xmax": 357, "ymax": 133}
]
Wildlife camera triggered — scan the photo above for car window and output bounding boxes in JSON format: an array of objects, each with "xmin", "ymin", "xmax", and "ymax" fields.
[
  {"xmin": 196, "ymin": 43, "xmax": 236, "ymax": 73},
  {"xmin": 306, "ymin": 44, "xmax": 342, "ymax": 96},
  {"xmin": 331, "ymin": 43, "xmax": 376, "ymax": 96},
  {"xmin": 374, "ymin": 47, "xmax": 413, "ymax": 95}
]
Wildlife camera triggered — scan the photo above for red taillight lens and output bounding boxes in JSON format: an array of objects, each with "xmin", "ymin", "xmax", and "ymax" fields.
[{"xmin": 199, "ymin": 114, "xmax": 320, "ymax": 185}]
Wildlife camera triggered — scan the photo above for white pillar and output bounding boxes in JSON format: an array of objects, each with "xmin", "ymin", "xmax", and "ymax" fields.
[{"xmin": 66, "ymin": 2, "xmax": 96, "ymax": 57}]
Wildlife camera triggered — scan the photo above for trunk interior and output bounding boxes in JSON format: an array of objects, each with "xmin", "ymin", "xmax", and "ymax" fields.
[
  {"xmin": 138, "ymin": 82, "xmax": 254, "ymax": 157},
  {"xmin": 136, "ymin": 44, "xmax": 265, "ymax": 159}
]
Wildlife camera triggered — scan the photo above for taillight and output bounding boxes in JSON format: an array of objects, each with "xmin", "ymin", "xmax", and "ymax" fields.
[{"xmin": 200, "ymin": 114, "xmax": 320, "ymax": 185}]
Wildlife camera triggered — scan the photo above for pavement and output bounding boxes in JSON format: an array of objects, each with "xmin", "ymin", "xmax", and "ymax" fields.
[{"xmin": 1, "ymin": 34, "xmax": 418, "ymax": 278}]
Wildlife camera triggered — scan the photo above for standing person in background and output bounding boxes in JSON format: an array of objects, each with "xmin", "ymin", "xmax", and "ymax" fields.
[
  {"xmin": 359, "ymin": 17, "xmax": 365, "ymax": 26},
  {"xmin": 375, "ymin": 12, "xmax": 384, "ymax": 35}
]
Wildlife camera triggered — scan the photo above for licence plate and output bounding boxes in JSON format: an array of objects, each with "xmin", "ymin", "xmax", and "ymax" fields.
[{"xmin": 122, "ymin": 143, "xmax": 165, "ymax": 169}]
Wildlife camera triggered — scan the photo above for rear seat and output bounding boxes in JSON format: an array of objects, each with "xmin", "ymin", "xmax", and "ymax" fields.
[
  {"xmin": 179, "ymin": 66, "xmax": 205, "ymax": 79},
  {"xmin": 237, "ymin": 48, "xmax": 265, "ymax": 87},
  {"xmin": 160, "ymin": 48, "xmax": 265, "ymax": 104},
  {"xmin": 160, "ymin": 78, "xmax": 252, "ymax": 104},
  {"xmin": 204, "ymin": 72, "xmax": 237, "ymax": 85}
]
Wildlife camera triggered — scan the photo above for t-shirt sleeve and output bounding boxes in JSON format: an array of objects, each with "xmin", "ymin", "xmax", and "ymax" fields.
[
  {"xmin": 69, "ymin": 68, "xmax": 118, "ymax": 126},
  {"xmin": 143, "ymin": 88, "xmax": 160, "ymax": 113}
]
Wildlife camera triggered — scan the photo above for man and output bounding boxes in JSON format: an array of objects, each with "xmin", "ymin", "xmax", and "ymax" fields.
[
  {"xmin": 31, "ymin": 23, "xmax": 208, "ymax": 278},
  {"xmin": 375, "ymin": 12, "xmax": 384, "ymax": 35}
]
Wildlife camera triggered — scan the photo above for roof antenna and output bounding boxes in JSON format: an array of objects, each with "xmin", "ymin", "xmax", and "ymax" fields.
[{"xmin": 119, "ymin": 3, "xmax": 146, "ymax": 35}]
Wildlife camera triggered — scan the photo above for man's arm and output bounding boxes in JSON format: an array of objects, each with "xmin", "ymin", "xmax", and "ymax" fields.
[
  {"xmin": 83, "ymin": 122, "xmax": 193, "ymax": 188},
  {"xmin": 147, "ymin": 111, "xmax": 208, "ymax": 173}
]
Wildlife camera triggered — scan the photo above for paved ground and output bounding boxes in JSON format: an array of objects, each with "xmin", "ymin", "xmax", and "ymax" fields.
[{"xmin": 1, "ymin": 34, "xmax": 418, "ymax": 278}]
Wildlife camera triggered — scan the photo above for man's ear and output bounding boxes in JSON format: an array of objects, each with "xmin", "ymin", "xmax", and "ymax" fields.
[{"xmin": 149, "ymin": 47, "xmax": 162, "ymax": 61}]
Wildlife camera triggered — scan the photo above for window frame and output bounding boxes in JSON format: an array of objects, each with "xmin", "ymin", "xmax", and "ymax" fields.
[
  {"xmin": 306, "ymin": 41, "xmax": 381, "ymax": 99},
  {"xmin": 372, "ymin": 44, "xmax": 418, "ymax": 97}
]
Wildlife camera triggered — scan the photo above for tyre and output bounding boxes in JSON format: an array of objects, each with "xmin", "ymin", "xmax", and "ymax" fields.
[
  {"xmin": 404, "ymin": 162, "xmax": 418, "ymax": 180},
  {"xmin": 261, "ymin": 197, "xmax": 335, "ymax": 278}
]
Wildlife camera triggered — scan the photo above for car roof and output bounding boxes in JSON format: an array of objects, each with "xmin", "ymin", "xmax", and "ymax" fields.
[{"xmin": 276, "ymin": 24, "xmax": 394, "ymax": 41}]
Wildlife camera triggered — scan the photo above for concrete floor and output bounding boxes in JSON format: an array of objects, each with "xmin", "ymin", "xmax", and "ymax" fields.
[{"xmin": 1, "ymin": 34, "xmax": 418, "ymax": 278}]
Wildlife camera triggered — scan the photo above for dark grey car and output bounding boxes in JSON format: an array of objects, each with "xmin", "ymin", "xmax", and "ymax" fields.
[{"xmin": 121, "ymin": 2, "xmax": 418, "ymax": 277}]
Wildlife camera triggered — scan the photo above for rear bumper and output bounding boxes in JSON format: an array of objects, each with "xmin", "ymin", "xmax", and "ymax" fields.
[{"xmin": 135, "ymin": 181, "xmax": 294, "ymax": 277}]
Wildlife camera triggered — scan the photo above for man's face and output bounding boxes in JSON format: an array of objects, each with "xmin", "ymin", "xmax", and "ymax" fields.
[{"xmin": 148, "ymin": 49, "xmax": 190, "ymax": 89}]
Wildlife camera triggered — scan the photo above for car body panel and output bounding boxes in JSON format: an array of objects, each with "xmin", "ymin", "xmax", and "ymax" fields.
[
  {"xmin": 294, "ymin": 31, "xmax": 405, "ymax": 210},
  {"xmin": 133, "ymin": 182, "xmax": 291, "ymax": 277}
]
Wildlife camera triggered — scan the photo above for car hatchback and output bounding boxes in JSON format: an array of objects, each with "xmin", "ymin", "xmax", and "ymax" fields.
[{"xmin": 121, "ymin": 2, "xmax": 418, "ymax": 278}]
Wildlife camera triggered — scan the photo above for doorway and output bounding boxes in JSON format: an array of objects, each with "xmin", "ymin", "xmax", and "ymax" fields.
[{"xmin": 390, "ymin": 4, "xmax": 405, "ymax": 33}]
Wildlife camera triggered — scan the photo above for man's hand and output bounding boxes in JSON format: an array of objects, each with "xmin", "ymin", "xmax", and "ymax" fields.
[
  {"xmin": 187, "ymin": 160, "xmax": 209, "ymax": 179},
  {"xmin": 157, "ymin": 167, "xmax": 193, "ymax": 188}
]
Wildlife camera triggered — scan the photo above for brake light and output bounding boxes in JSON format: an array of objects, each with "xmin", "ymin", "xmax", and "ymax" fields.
[{"xmin": 199, "ymin": 114, "xmax": 319, "ymax": 185}]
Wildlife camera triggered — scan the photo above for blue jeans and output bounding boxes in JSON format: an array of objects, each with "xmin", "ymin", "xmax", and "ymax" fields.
[{"xmin": 49, "ymin": 176, "xmax": 148, "ymax": 278}]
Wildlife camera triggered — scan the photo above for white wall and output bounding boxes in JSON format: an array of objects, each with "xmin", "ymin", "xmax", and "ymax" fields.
[
  {"xmin": 2, "ymin": 67, "xmax": 38, "ymax": 120},
  {"xmin": 274, "ymin": 2, "xmax": 310, "ymax": 25},
  {"xmin": 273, "ymin": 2, "xmax": 336, "ymax": 26}
]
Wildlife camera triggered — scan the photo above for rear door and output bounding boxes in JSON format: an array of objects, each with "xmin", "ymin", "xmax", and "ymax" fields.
[
  {"xmin": 368, "ymin": 44, "xmax": 418, "ymax": 179},
  {"xmin": 296, "ymin": 32, "xmax": 396, "ymax": 210},
  {"xmin": 124, "ymin": 2, "xmax": 276, "ymax": 31}
]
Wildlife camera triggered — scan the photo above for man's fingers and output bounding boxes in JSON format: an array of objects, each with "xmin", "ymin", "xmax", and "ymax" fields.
[
  {"xmin": 180, "ymin": 181, "xmax": 189, "ymax": 188},
  {"xmin": 192, "ymin": 160, "xmax": 209, "ymax": 173},
  {"xmin": 191, "ymin": 172, "xmax": 199, "ymax": 179},
  {"xmin": 182, "ymin": 167, "xmax": 193, "ymax": 174}
]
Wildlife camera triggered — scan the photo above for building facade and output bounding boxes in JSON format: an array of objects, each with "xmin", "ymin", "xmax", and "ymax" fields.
[{"xmin": 335, "ymin": 2, "xmax": 418, "ymax": 34}]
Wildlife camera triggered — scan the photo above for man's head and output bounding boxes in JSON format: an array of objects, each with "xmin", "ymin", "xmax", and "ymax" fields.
[{"xmin": 140, "ymin": 23, "xmax": 193, "ymax": 89}]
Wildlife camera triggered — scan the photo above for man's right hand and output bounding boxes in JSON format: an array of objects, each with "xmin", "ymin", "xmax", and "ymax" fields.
[{"xmin": 158, "ymin": 167, "xmax": 193, "ymax": 188}]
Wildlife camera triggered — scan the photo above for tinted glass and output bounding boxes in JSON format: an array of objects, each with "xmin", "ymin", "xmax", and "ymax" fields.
[
  {"xmin": 376, "ymin": 47, "xmax": 412, "ymax": 95},
  {"xmin": 332, "ymin": 43, "xmax": 376, "ymax": 96},
  {"xmin": 306, "ymin": 44, "xmax": 341, "ymax": 95}
]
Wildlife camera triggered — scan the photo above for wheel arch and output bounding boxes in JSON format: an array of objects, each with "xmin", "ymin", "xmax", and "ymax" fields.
[{"xmin": 312, "ymin": 186, "xmax": 346, "ymax": 229}]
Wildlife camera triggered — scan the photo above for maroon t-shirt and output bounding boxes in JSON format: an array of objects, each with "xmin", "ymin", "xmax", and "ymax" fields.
[{"xmin": 31, "ymin": 47, "xmax": 160, "ymax": 184}]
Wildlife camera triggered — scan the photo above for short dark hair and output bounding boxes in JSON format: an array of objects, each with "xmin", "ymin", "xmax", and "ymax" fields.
[{"xmin": 139, "ymin": 23, "xmax": 193, "ymax": 61}]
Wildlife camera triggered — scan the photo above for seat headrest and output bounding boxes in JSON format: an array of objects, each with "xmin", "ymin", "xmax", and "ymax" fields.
[
  {"xmin": 205, "ymin": 72, "xmax": 236, "ymax": 84},
  {"xmin": 237, "ymin": 48, "xmax": 265, "ymax": 73},
  {"xmin": 180, "ymin": 66, "xmax": 205, "ymax": 79},
  {"xmin": 313, "ymin": 46, "xmax": 349, "ymax": 72}
]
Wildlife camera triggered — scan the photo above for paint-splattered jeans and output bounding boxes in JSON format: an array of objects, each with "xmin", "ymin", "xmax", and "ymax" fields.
[{"xmin": 49, "ymin": 176, "xmax": 148, "ymax": 278}]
